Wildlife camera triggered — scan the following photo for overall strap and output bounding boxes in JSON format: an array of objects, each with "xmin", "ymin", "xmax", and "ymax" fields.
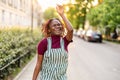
[
  {"xmin": 60, "ymin": 37, "xmax": 64, "ymax": 50},
  {"xmin": 47, "ymin": 37, "xmax": 52, "ymax": 51}
]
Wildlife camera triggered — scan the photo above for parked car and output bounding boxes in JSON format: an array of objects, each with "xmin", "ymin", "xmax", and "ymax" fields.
[
  {"xmin": 84, "ymin": 29, "xmax": 102, "ymax": 43},
  {"xmin": 76, "ymin": 28, "xmax": 83, "ymax": 37},
  {"xmin": 73, "ymin": 29, "xmax": 78, "ymax": 36},
  {"xmin": 80, "ymin": 30, "xmax": 86, "ymax": 39}
]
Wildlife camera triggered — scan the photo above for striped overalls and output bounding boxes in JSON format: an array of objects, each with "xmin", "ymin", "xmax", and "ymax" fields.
[{"xmin": 39, "ymin": 37, "xmax": 68, "ymax": 80}]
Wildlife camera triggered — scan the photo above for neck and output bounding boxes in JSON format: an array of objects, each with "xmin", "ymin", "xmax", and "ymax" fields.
[{"xmin": 51, "ymin": 34, "xmax": 61, "ymax": 37}]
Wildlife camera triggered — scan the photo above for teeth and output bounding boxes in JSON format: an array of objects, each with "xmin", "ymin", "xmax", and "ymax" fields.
[{"xmin": 57, "ymin": 28, "xmax": 61, "ymax": 30}]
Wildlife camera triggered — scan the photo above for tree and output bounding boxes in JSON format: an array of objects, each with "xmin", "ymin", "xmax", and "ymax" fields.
[
  {"xmin": 87, "ymin": 0, "xmax": 120, "ymax": 38},
  {"xmin": 43, "ymin": 7, "xmax": 58, "ymax": 21},
  {"xmin": 64, "ymin": 0, "xmax": 93, "ymax": 29},
  {"xmin": 87, "ymin": 0, "xmax": 120, "ymax": 29}
]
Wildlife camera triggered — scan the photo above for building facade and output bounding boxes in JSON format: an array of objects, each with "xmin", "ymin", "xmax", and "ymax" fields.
[{"xmin": 0, "ymin": 0, "xmax": 40, "ymax": 28}]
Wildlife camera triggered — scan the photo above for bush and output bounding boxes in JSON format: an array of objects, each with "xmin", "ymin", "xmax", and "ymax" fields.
[{"xmin": 0, "ymin": 27, "xmax": 42, "ymax": 79}]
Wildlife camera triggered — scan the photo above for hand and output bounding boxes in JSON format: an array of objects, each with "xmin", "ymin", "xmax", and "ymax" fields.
[{"xmin": 56, "ymin": 4, "xmax": 64, "ymax": 15}]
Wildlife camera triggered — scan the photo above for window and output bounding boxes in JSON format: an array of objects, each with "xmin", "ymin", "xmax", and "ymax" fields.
[
  {"xmin": 8, "ymin": 0, "xmax": 12, "ymax": 6},
  {"xmin": 13, "ymin": 0, "xmax": 18, "ymax": 8},
  {"xmin": 1, "ymin": 0, "xmax": 6, "ymax": 3},
  {"xmin": 9, "ymin": 13, "xmax": 12, "ymax": 25},
  {"xmin": 20, "ymin": 0, "xmax": 23, "ymax": 10},
  {"xmin": 2, "ymin": 10, "xmax": 5, "ymax": 23}
]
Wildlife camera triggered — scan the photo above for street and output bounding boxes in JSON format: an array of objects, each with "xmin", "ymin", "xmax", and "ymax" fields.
[
  {"xmin": 67, "ymin": 36, "xmax": 120, "ymax": 80},
  {"xmin": 14, "ymin": 36, "xmax": 120, "ymax": 80}
]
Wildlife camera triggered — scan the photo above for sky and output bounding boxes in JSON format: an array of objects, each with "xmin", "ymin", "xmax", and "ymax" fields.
[
  {"xmin": 37, "ymin": 0, "xmax": 71, "ymax": 11},
  {"xmin": 38, "ymin": 0, "xmax": 98, "ymax": 11}
]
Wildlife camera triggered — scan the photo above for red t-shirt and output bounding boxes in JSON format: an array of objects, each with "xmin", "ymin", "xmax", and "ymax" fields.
[{"xmin": 37, "ymin": 35, "xmax": 72, "ymax": 55}]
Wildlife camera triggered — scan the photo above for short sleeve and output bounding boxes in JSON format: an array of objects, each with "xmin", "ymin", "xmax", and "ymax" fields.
[
  {"xmin": 37, "ymin": 38, "xmax": 47, "ymax": 55},
  {"xmin": 63, "ymin": 36, "xmax": 73, "ymax": 52}
]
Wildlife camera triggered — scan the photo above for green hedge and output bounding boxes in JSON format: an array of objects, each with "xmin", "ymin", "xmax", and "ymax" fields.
[{"xmin": 0, "ymin": 27, "xmax": 42, "ymax": 79}]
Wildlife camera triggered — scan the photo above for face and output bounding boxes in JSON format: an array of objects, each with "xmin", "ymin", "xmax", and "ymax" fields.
[{"xmin": 49, "ymin": 19, "xmax": 63, "ymax": 36}]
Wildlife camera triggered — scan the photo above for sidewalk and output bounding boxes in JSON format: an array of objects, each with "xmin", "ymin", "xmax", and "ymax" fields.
[{"xmin": 13, "ymin": 55, "xmax": 37, "ymax": 80}]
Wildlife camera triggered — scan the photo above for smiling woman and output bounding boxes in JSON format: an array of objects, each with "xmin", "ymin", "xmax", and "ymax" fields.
[
  {"xmin": 37, "ymin": 0, "xmax": 69, "ymax": 11},
  {"xmin": 32, "ymin": 4, "xmax": 73, "ymax": 80}
]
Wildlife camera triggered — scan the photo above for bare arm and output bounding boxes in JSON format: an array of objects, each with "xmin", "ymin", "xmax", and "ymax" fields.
[
  {"xmin": 32, "ymin": 54, "xmax": 43, "ymax": 80},
  {"xmin": 56, "ymin": 5, "xmax": 73, "ymax": 41}
]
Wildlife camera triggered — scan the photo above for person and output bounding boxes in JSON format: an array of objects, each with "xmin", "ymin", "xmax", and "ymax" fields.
[
  {"xmin": 32, "ymin": 4, "xmax": 73, "ymax": 80},
  {"xmin": 111, "ymin": 28, "xmax": 118, "ymax": 39}
]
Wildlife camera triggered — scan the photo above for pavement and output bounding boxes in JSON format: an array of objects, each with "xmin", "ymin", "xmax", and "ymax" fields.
[{"xmin": 13, "ymin": 55, "xmax": 37, "ymax": 80}]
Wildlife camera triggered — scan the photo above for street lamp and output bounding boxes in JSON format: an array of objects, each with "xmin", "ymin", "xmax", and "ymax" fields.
[{"xmin": 31, "ymin": 0, "xmax": 34, "ymax": 34}]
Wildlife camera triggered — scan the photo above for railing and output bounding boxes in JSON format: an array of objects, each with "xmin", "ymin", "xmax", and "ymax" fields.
[{"xmin": 0, "ymin": 47, "xmax": 34, "ymax": 80}]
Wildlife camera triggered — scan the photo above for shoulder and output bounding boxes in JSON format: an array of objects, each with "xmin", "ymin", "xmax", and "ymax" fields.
[
  {"xmin": 38, "ymin": 38, "xmax": 47, "ymax": 50},
  {"xmin": 37, "ymin": 37, "xmax": 48, "ymax": 55},
  {"xmin": 38, "ymin": 37, "xmax": 47, "ymax": 46}
]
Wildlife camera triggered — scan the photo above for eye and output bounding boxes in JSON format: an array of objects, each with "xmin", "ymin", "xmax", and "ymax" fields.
[
  {"xmin": 52, "ymin": 23, "xmax": 61, "ymax": 27},
  {"xmin": 57, "ymin": 23, "xmax": 61, "ymax": 26}
]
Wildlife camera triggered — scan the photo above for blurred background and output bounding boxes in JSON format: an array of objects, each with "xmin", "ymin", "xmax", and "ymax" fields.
[{"xmin": 0, "ymin": 0, "xmax": 120, "ymax": 80}]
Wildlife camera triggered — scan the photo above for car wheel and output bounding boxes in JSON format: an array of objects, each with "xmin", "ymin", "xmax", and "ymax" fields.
[{"xmin": 99, "ymin": 39, "xmax": 102, "ymax": 43}]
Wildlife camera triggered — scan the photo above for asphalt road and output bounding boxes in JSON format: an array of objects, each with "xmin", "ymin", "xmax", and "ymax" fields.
[{"xmin": 67, "ymin": 36, "xmax": 120, "ymax": 80}]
